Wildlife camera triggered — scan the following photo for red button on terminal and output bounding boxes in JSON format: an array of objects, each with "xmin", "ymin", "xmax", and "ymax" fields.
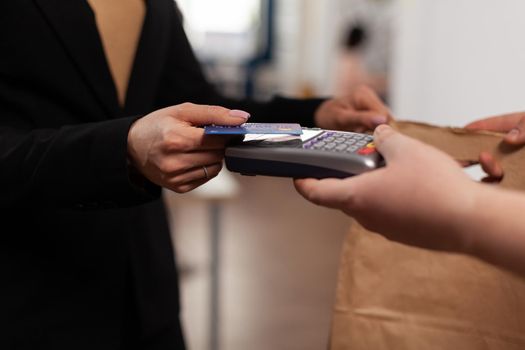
[{"xmin": 358, "ymin": 147, "xmax": 376, "ymax": 155}]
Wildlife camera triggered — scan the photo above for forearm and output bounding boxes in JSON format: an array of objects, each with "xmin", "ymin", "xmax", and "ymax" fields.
[
  {"xmin": 206, "ymin": 95, "xmax": 325, "ymax": 127},
  {"xmin": 0, "ymin": 117, "xmax": 159, "ymax": 209},
  {"xmin": 461, "ymin": 184, "xmax": 525, "ymax": 275}
]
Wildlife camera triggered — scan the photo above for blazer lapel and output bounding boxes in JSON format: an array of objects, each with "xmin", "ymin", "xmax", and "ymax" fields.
[
  {"xmin": 33, "ymin": 0, "xmax": 121, "ymax": 118},
  {"xmin": 124, "ymin": 0, "xmax": 171, "ymax": 115}
]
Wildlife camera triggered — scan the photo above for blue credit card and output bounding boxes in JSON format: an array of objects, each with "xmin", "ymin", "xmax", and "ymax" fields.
[{"xmin": 204, "ymin": 123, "xmax": 303, "ymax": 135}]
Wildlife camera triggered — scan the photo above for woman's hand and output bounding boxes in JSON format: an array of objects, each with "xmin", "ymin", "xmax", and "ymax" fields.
[
  {"xmin": 127, "ymin": 103, "xmax": 249, "ymax": 193},
  {"xmin": 314, "ymin": 85, "xmax": 392, "ymax": 132}
]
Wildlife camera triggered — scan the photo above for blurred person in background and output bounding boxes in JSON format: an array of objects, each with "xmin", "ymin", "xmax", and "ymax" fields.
[
  {"xmin": 335, "ymin": 22, "xmax": 389, "ymax": 100},
  {"xmin": 0, "ymin": 1, "xmax": 390, "ymax": 349}
]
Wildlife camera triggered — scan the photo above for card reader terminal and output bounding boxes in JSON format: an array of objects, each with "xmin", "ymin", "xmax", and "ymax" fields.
[{"xmin": 225, "ymin": 128, "xmax": 384, "ymax": 179}]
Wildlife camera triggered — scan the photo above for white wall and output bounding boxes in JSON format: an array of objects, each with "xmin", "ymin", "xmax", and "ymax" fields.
[
  {"xmin": 392, "ymin": 0, "xmax": 525, "ymax": 125},
  {"xmin": 275, "ymin": 0, "xmax": 341, "ymax": 96}
]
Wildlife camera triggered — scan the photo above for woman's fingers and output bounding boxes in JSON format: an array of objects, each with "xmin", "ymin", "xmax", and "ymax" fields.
[
  {"xmin": 158, "ymin": 151, "xmax": 225, "ymax": 176},
  {"xmin": 168, "ymin": 164, "xmax": 223, "ymax": 193}
]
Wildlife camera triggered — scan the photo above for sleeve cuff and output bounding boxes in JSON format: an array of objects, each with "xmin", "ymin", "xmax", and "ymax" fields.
[{"xmin": 90, "ymin": 116, "xmax": 161, "ymax": 208}]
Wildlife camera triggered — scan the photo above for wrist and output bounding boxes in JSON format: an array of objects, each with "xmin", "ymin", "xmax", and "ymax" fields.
[
  {"xmin": 313, "ymin": 104, "xmax": 322, "ymax": 125},
  {"xmin": 126, "ymin": 117, "xmax": 155, "ymax": 188},
  {"xmin": 126, "ymin": 118, "xmax": 142, "ymax": 169},
  {"xmin": 313, "ymin": 101, "xmax": 331, "ymax": 129},
  {"xmin": 451, "ymin": 181, "xmax": 489, "ymax": 255}
]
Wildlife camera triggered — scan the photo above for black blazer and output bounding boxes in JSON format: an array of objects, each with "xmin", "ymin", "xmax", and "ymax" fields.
[{"xmin": 0, "ymin": 1, "xmax": 323, "ymax": 349}]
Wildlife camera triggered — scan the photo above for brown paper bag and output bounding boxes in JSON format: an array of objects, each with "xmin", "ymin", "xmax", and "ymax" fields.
[{"xmin": 330, "ymin": 122, "xmax": 525, "ymax": 350}]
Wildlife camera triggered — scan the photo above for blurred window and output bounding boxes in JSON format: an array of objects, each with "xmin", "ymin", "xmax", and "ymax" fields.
[{"xmin": 177, "ymin": 0, "xmax": 262, "ymax": 62}]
